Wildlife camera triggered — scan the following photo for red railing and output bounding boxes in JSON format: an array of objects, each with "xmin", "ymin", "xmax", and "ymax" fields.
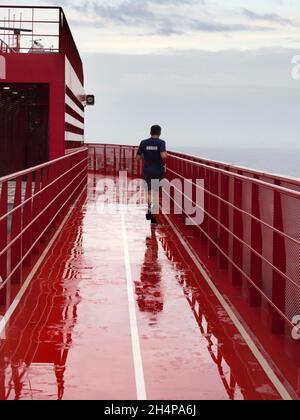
[
  {"xmin": 171, "ymin": 151, "xmax": 300, "ymax": 193},
  {"xmin": 0, "ymin": 6, "xmax": 83, "ymax": 77},
  {"xmin": 0, "ymin": 6, "xmax": 60, "ymax": 53},
  {"xmin": 87, "ymin": 143, "xmax": 300, "ymax": 337},
  {"xmin": 166, "ymin": 153, "xmax": 300, "ymax": 336},
  {"xmin": 0, "ymin": 38, "xmax": 11, "ymax": 53},
  {"xmin": 0, "ymin": 147, "xmax": 88, "ymax": 305},
  {"xmin": 87, "ymin": 143, "xmax": 143, "ymax": 177}
]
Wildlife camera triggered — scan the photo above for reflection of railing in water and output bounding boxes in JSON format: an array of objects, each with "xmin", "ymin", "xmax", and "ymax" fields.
[
  {"xmin": 0, "ymin": 203, "xmax": 85, "ymax": 400},
  {"xmin": 160, "ymin": 233, "xmax": 242, "ymax": 400}
]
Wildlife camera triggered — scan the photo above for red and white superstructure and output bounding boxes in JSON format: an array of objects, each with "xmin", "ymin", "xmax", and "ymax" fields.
[{"xmin": 0, "ymin": 6, "xmax": 85, "ymax": 176}]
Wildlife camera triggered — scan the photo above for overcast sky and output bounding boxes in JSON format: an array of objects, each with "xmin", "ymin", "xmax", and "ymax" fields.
[{"xmin": 6, "ymin": 0, "xmax": 300, "ymax": 148}]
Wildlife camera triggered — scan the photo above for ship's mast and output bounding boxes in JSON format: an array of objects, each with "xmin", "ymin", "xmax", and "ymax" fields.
[
  {"xmin": 0, "ymin": 9, "xmax": 32, "ymax": 53},
  {"xmin": 0, "ymin": 26, "xmax": 32, "ymax": 53}
]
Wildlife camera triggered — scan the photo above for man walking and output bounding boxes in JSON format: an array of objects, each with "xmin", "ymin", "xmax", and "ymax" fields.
[{"xmin": 136, "ymin": 125, "xmax": 167, "ymax": 225}]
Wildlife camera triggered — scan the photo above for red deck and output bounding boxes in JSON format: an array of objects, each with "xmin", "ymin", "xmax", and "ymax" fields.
[{"xmin": 0, "ymin": 173, "xmax": 295, "ymax": 400}]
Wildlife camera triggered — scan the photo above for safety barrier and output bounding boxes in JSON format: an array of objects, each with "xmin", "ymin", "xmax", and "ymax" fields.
[
  {"xmin": 87, "ymin": 143, "xmax": 142, "ymax": 177},
  {"xmin": 0, "ymin": 39, "xmax": 12, "ymax": 53},
  {"xmin": 87, "ymin": 143, "xmax": 300, "ymax": 337},
  {"xmin": 171, "ymin": 151, "xmax": 300, "ymax": 193},
  {"xmin": 0, "ymin": 147, "xmax": 88, "ymax": 305},
  {"xmin": 166, "ymin": 153, "xmax": 300, "ymax": 336}
]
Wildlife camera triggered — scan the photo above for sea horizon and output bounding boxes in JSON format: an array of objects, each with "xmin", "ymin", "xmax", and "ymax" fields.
[
  {"xmin": 88, "ymin": 142, "xmax": 300, "ymax": 179},
  {"xmin": 172, "ymin": 147, "xmax": 300, "ymax": 179}
]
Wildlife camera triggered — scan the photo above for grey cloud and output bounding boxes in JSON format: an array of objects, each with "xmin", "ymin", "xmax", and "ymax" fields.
[
  {"xmin": 190, "ymin": 20, "xmax": 273, "ymax": 33},
  {"xmin": 67, "ymin": 0, "xmax": 274, "ymax": 36},
  {"xmin": 243, "ymin": 8, "xmax": 299, "ymax": 27},
  {"xmin": 143, "ymin": 0, "xmax": 202, "ymax": 4}
]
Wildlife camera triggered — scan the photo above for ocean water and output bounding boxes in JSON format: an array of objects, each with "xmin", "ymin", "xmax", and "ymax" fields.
[{"xmin": 174, "ymin": 148, "xmax": 300, "ymax": 179}]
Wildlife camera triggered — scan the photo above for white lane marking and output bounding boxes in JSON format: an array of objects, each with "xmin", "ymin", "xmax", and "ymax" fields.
[
  {"xmin": 164, "ymin": 214, "xmax": 293, "ymax": 401},
  {"xmin": 0, "ymin": 188, "xmax": 86, "ymax": 337},
  {"xmin": 121, "ymin": 209, "xmax": 147, "ymax": 401}
]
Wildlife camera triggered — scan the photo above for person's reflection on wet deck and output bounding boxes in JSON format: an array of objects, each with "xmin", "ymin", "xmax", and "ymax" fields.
[{"xmin": 135, "ymin": 227, "xmax": 163, "ymax": 325}]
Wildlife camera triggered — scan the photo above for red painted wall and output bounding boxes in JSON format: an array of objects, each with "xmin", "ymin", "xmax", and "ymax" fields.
[{"xmin": 2, "ymin": 53, "xmax": 65, "ymax": 160}]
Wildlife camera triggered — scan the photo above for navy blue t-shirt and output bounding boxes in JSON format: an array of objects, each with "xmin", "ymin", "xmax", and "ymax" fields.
[{"xmin": 137, "ymin": 138, "xmax": 166, "ymax": 178}]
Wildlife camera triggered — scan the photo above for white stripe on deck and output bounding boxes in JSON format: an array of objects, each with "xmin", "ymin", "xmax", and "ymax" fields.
[{"xmin": 121, "ymin": 209, "xmax": 147, "ymax": 401}]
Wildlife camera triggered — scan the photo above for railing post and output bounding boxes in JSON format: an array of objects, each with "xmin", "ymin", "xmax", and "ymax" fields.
[
  {"xmin": 201, "ymin": 165, "xmax": 209, "ymax": 246},
  {"xmin": 208, "ymin": 168, "xmax": 218, "ymax": 257},
  {"xmin": 104, "ymin": 145, "xmax": 107, "ymax": 175},
  {"xmin": 22, "ymin": 172, "xmax": 33, "ymax": 267},
  {"xmin": 131, "ymin": 148, "xmax": 135, "ymax": 177},
  {"xmin": 195, "ymin": 163, "xmax": 202, "ymax": 242},
  {"xmin": 271, "ymin": 188, "xmax": 286, "ymax": 334},
  {"xmin": 219, "ymin": 171, "xmax": 229, "ymax": 269},
  {"xmin": 114, "ymin": 148, "xmax": 117, "ymax": 176},
  {"xmin": 0, "ymin": 181, "xmax": 8, "ymax": 305},
  {"xmin": 11, "ymin": 177, "xmax": 22, "ymax": 284},
  {"xmin": 93, "ymin": 147, "xmax": 96, "ymax": 173},
  {"xmin": 192, "ymin": 164, "xmax": 201, "ymax": 238},
  {"xmin": 249, "ymin": 182, "xmax": 262, "ymax": 307},
  {"xmin": 123, "ymin": 148, "xmax": 126, "ymax": 172},
  {"xmin": 40, "ymin": 168, "xmax": 49, "ymax": 243},
  {"xmin": 232, "ymin": 177, "xmax": 243, "ymax": 287},
  {"xmin": 32, "ymin": 169, "xmax": 41, "ymax": 254}
]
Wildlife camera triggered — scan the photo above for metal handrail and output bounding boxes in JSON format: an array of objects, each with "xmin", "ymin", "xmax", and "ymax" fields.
[
  {"xmin": 163, "ymin": 187, "xmax": 294, "ymax": 329},
  {"xmin": 167, "ymin": 166, "xmax": 300, "ymax": 247},
  {"xmin": 0, "ymin": 165, "xmax": 87, "ymax": 289},
  {"xmin": 0, "ymin": 147, "xmax": 87, "ymax": 183},
  {"xmin": 0, "ymin": 156, "xmax": 87, "ymax": 223},
  {"xmin": 169, "ymin": 152, "xmax": 300, "ymax": 199},
  {"xmin": 170, "ymin": 151, "xmax": 300, "ymax": 188},
  {"xmin": 164, "ymin": 169, "xmax": 300, "ymax": 292},
  {"xmin": 0, "ymin": 147, "xmax": 88, "ymax": 304}
]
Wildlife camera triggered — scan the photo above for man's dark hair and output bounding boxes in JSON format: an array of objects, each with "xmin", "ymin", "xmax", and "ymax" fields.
[{"xmin": 151, "ymin": 125, "xmax": 162, "ymax": 136}]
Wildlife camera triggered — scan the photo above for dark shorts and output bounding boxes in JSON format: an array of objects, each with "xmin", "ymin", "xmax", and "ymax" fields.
[{"xmin": 144, "ymin": 176, "xmax": 164, "ymax": 191}]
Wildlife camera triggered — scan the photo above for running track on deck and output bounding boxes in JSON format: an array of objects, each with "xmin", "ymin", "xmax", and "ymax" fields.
[{"xmin": 0, "ymin": 174, "xmax": 286, "ymax": 400}]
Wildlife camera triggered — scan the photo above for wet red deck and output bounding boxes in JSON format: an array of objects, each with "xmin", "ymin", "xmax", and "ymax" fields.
[{"xmin": 0, "ymin": 174, "xmax": 290, "ymax": 400}]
